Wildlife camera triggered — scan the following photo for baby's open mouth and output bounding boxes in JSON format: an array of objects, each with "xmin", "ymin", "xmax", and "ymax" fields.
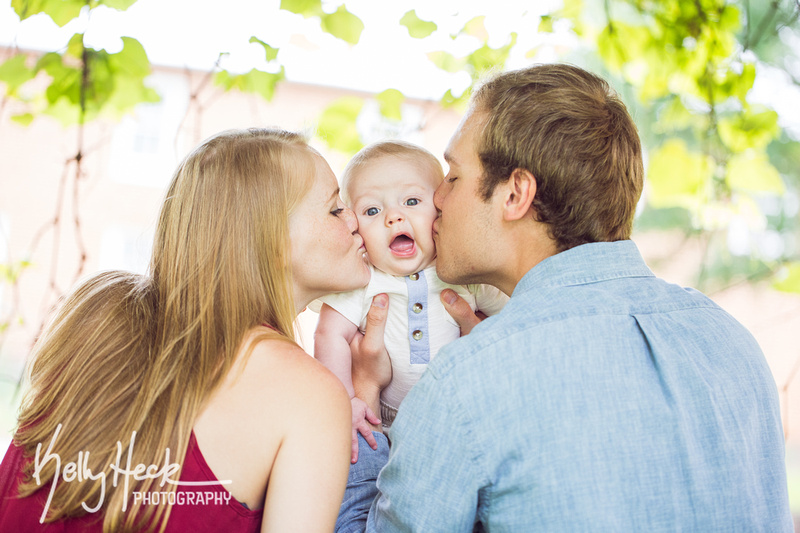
[{"xmin": 389, "ymin": 234, "xmax": 416, "ymax": 257}]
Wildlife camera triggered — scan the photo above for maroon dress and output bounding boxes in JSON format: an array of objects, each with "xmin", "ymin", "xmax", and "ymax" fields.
[{"xmin": 0, "ymin": 432, "xmax": 262, "ymax": 532}]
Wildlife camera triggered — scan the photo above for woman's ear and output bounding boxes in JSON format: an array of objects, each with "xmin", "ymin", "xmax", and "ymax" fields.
[{"xmin": 502, "ymin": 168, "xmax": 537, "ymax": 221}]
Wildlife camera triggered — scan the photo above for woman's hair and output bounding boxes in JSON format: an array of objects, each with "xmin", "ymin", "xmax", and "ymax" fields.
[
  {"xmin": 471, "ymin": 63, "xmax": 644, "ymax": 251},
  {"xmin": 16, "ymin": 271, "xmax": 158, "ymax": 529},
  {"xmin": 14, "ymin": 128, "xmax": 316, "ymax": 532},
  {"xmin": 340, "ymin": 140, "xmax": 443, "ymax": 204}
]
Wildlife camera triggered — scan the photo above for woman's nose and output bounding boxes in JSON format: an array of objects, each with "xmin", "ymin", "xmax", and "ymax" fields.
[{"xmin": 343, "ymin": 207, "xmax": 359, "ymax": 232}]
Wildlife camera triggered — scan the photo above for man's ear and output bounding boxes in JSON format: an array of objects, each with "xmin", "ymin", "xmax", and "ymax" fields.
[{"xmin": 501, "ymin": 168, "xmax": 537, "ymax": 222}]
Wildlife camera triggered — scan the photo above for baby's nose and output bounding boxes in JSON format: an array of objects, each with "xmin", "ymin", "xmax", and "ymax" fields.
[{"xmin": 385, "ymin": 210, "xmax": 404, "ymax": 225}]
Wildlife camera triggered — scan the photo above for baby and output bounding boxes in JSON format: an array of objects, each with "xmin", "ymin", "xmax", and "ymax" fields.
[{"xmin": 314, "ymin": 140, "xmax": 507, "ymax": 461}]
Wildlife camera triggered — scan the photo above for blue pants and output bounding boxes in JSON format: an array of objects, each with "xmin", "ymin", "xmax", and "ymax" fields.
[{"xmin": 336, "ymin": 432, "xmax": 390, "ymax": 533}]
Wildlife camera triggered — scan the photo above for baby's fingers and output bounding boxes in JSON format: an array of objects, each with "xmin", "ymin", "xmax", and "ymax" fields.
[
  {"xmin": 351, "ymin": 429, "xmax": 360, "ymax": 464},
  {"xmin": 355, "ymin": 420, "xmax": 378, "ymax": 451},
  {"xmin": 364, "ymin": 406, "xmax": 381, "ymax": 426}
]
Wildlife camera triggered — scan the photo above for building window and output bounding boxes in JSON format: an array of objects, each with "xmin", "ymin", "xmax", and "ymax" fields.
[
  {"xmin": 97, "ymin": 225, "xmax": 154, "ymax": 275},
  {"xmin": 357, "ymin": 99, "xmax": 426, "ymax": 146},
  {"xmin": 108, "ymin": 72, "xmax": 190, "ymax": 189}
]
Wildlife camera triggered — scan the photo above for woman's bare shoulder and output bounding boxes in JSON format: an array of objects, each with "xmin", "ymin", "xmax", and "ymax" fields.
[{"xmin": 237, "ymin": 328, "xmax": 350, "ymax": 408}]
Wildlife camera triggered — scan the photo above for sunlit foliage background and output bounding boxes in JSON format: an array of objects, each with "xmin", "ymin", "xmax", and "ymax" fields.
[{"xmin": 1, "ymin": 0, "xmax": 799, "ymax": 514}]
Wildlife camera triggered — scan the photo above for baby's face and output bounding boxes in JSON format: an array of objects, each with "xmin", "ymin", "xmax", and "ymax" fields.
[{"xmin": 348, "ymin": 156, "xmax": 441, "ymax": 277}]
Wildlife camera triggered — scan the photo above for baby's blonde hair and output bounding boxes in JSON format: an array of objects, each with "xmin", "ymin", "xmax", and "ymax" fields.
[{"xmin": 341, "ymin": 140, "xmax": 443, "ymax": 205}]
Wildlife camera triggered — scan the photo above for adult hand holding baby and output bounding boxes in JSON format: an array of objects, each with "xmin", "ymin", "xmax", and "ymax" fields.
[
  {"xmin": 440, "ymin": 288, "xmax": 485, "ymax": 335},
  {"xmin": 349, "ymin": 294, "xmax": 392, "ymax": 461}
]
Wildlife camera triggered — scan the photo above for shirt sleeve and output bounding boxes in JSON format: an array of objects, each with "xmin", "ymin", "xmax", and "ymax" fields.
[
  {"xmin": 367, "ymin": 364, "xmax": 484, "ymax": 532},
  {"xmin": 469, "ymin": 283, "xmax": 509, "ymax": 316},
  {"xmin": 317, "ymin": 287, "xmax": 368, "ymax": 329}
]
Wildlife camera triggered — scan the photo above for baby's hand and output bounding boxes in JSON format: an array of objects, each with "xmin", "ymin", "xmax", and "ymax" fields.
[{"xmin": 350, "ymin": 396, "xmax": 381, "ymax": 463}]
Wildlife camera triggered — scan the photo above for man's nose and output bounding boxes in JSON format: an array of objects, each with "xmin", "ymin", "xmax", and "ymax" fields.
[{"xmin": 433, "ymin": 181, "xmax": 446, "ymax": 211}]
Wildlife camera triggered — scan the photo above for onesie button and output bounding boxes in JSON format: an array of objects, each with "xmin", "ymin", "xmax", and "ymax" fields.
[
  {"xmin": 412, "ymin": 303, "xmax": 423, "ymax": 313},
  {"xmin": 409, "ymin": 273, "xmax": 419, "ymax": 281},
  {"xmin": 412, "ymin": 330, "xmax": 423, "ymax": 341}
]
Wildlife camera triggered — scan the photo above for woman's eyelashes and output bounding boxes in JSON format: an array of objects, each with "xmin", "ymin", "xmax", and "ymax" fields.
[{"xmin": 330, "ymin": 206, "xmax": 344, "ymax": 217}]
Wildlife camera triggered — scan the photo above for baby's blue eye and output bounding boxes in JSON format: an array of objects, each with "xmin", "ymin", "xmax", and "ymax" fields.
[
  {"xmin": 366, "ymin": 207, "xmax": 380, "ymax": 216},
  {"xmin": 405, "ymin": 198, "xmax": 419, "ymax": 206}
]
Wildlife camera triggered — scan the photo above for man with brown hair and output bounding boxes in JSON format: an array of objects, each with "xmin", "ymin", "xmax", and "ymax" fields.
[{"xmin": 338, "ymin": 63, "xmax": 792, "ymax": 532}]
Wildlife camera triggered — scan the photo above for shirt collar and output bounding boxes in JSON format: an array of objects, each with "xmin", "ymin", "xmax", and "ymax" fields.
[{"xmin": 512, "ymin": 240, "xmax": 655, "ymax": 297}]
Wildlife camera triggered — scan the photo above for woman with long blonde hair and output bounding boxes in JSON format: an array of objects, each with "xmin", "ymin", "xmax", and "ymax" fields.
[{"xmin": 0, "ymin": 128, "xmax": 371, "ymax": 532}]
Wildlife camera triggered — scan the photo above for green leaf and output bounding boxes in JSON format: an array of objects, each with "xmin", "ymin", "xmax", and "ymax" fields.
[
  {"xmin": 0, "ymin": 54, "xmax": 35, "ymax": 93},
  {"xmin": 399, "ymin": 10, "xmax": 437, "ymax": 39},
  {"xmin": 249, "ymin": 36, "xmax": 280, "ymax": 61},
  {"xmin": 718, "ymin": 106, "xmax": 780, "ymax": 153},
  {"xmin": 440, "ymin": 88, "xmax": 470, "ymax": 109},
  {"xmin": 100, "ymin": 0, "xmax": 139, "ymax": 10},
  {"xmin": 718, "ymin": 4, "xmax": 742, "ymax": 33},
  {"xmin": 375, "ymin": 89, "xmax": 404, "ymax": 121},
  {"xmin": 66, "ymin": 32, "xmax": 85, "ymax": 60},
  {"xmin": 652, "ymin": 98, "xmax": 704, "ymax": 134},
  {"xmin": 465, "ymin": 33, "xmax": 518, "ymax": 76},
  {"xmin": 462, "ymin": 16, "xmax": 488, "ymax": 41},
  {"xmin": 773, "ymin": 263, "xmax": 800, "ymax": 293},
  {"xmin": 731, "ymin": 62, "xmax": 756, "ymax": 103},
  {"xmin": 556, "ymin": 0, "xmax": 583, "ymax": 20},
  {"xmin": 646, "ymin": 139, "xmax": 714, "ymax": 208},
  {"xmin": 0, "ymin": 260, "xmax": 32, "ymax": 283},
  {"xmin": 11, "ymin": 113, "xmax": 34, "ymax": 126},
  {"xmin": 12, "ymin": 0, "xmax": 85, "ymax": 26},
  {"xmin": 597, "ymin": 23, "xmax": 650, "ymax": 74},
  {"xmin": 725, "ymin": 152, "xmax": 784, "ymax": 194},
  {"xmin": 525, "ymin": 46, "xmax": 541, "ymax": 59},
  {"xmin": 215, "ymin": 67, "xmax": 286, "ymax": 101},
  {"xmin": 279, "ymin": 0, "xmax": 322, "ymax": 18},
  {"xmin": 109, "ymin": 37, "xmax": 151, "ymax": 78},
  {"xmin": 427, "ymin": 51, "xmax": 466, "ymax": 73},
  {"xmin": 316, "ymin": 96, "xmax": 364, "ymax": 154},
  {"xmin": 320, "ymin": 6, "xmax": 364, "ymax": 45},
  {"xmin": 40, "ymin": 57, "xmax": 81, "ymax": 106},
  {"xmin": 538, "ymin": 15, "xmax": 554, "ymax": 33},
  {"xmin": 245, "ymin": 67, "xmax": 286, "ymax": 101}
]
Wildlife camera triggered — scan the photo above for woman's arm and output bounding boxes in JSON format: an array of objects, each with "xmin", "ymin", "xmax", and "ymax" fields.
[{"xmin": 261, "ymin": 353, "xmax": 351, "ymax": 532}]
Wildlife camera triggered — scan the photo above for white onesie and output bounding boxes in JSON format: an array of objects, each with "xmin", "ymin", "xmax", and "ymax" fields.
[{"xmin": 318, "ymin": 264, "xmax": 508, "ymax": 426}]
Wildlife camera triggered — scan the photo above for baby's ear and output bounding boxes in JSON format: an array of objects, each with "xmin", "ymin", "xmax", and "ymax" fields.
[{"xmin": 501, "ymin": 168, "xmax": 537, "ymax": 222}]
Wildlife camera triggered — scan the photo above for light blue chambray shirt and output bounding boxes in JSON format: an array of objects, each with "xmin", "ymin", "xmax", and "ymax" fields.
[{"xmin": 340, "ymin": 240, "xmax": 792, "ymax": 532}]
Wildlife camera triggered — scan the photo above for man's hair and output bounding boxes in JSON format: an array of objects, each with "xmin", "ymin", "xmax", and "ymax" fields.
[
  {"xmin": 341, "ymin": 140, "xmax": 443, "ymax": 204},
  {"xmin": 472, "ymin": 63, "xmax": 644, "ymax": 251}
]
